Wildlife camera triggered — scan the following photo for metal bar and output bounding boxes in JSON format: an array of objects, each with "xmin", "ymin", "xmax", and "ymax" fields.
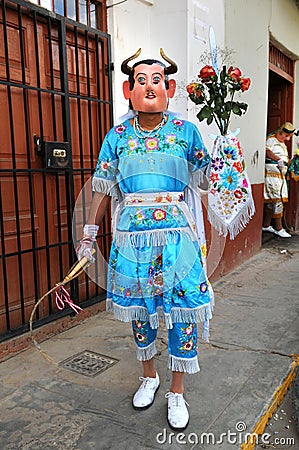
[
  {"xmin": 0, "ymin": 182, "xmax": 10, "ymax": 330},
  {"xmin": 17, "ymin": 3, "xmax": 40, "ymax": 320},
  {"xmin": 2, "ymin": 0, "xmax": 26, "ymax": 325},
  {"xmin": 57, "ymin": 17, "xmax": 77, "ymax": 300},
  {"xmin": 47, "ymin": 15, "xmax": 58, "ymax": 140}
]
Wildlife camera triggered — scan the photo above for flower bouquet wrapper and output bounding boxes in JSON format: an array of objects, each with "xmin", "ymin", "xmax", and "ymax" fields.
[{"xmin": 207, "ymin": 133, "xmax": 255, "ymax": 240}]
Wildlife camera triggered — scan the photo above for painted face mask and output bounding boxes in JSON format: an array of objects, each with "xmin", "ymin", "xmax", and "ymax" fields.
[
  {"xmin": 124, "ymin": 63, "xmax": 170, "ymax": 112},
  {"xmin": 121, "ymin": 49, "xmax": 178, "ymax": 113}
]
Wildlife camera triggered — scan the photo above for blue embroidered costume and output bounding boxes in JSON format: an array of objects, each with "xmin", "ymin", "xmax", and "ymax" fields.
[{"xmin": 92, "ymin": 114, "xmax": 213, "ymax": 373}]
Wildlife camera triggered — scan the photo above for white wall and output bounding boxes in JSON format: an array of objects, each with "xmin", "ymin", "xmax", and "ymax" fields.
[{"xmin": 224, "ymin": 0, "xmax": 272, "ymax": 184}]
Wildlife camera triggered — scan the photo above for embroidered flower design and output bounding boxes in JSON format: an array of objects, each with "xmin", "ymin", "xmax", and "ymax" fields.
[
  {"xmin": 100, "ymin": 161, "xmax": 111, "ymax": 171},
  {"xmin": 182, "ymin": 341, "xmax": 194, "ymax": 351},
  {"xmin": 134, "ymin": 320, "xmax": 143, "ymax": 329},
  {"xmin": 224, "ymin": 145, "xmax": 237, "ymax": 160},
  {"xmin": 242, "ymin": 178, "xmax": 248, "ymax": 188},
  {"xmin": 165, "ymin": 194, "xmax": 173, "ymax": 202},
  {"xmin": 172, "ymin": 119, "xmax": 183, "ymax": 127},
  {"xmin": 124, "ymin": 288, "xmax": 131, "ymax": 297},
  {"xmin": 145, "ymin": 137, "xmax": 159, "ymax": 150},
  {"xmin": 152, "ymin": 209, "xmax": 166, "ymax": 221},
  {"xmin": 153, "ymin": 271, "xmax": 163, "ymax": 287},
  {"xmin": 199, "ymin": 282, "xmax": 208, "ymax": 293},
  {"xmin": 165, "ymin": 134, "xmax": 176, "ymax": 145},
  {"xmin": 136, "ymin": 333, "xmax": 146, "ymax": 342},
  {"xmin": 136, "ymin": 210, "xmax": 146, "ymax": 221},
  {"xmin": 127, "ymin": 139, "xmax": 138, "ymax": 151},
  {"xmin": 210, "ymin": 172, "xmax": 220, "ymax": 183},
  {"xmin": 148, "ymin": 266, "xmax": 155, "ymax": 276},
  {"xmin": 194, "ymin": 149, "xmax": 205, "ymax": 160},
  {"xmin": 185, "ymin": 324, "xmax": 194, "ymax": 336},
  {"xmin": 154, "ymin": 195, "xmax": 163, "ymax": 203},
  {"xmin": 115, "ymin": 125, "xmax": 126, "ymax": 134},
  {"xmin": 211, "ymin": 156, "xmax": 224, "ymax": 171},
  {"xmin": 201, "ymin": 244, "xmax": 207, "ymax": 259},
  {"xmin": 220, "ymin": 167, "xmax": 239, "ymax": 191},
  {"xmin": 234, "ymin": 189, "xmax": 243, "ymax": 199},
  {"xmin": 233, "ymin": 161, "xmax": 243, "ymax": 173}
]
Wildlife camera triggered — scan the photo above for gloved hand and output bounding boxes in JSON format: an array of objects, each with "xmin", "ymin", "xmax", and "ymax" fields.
[
  {"xmin": 277, "ymin": 158, "xmax": 285, "ymax": 170},
  {"xmin": 76, "ymin": 224, "xmax": 99, "ymax": 263}
]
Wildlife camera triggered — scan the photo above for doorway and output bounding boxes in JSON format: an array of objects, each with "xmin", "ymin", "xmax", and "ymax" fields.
[{"xmin": 267, "ymin": 44, "xmax": 298, "ymax": 231}]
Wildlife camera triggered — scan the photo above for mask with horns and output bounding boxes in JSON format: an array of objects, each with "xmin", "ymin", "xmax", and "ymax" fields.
[{"xmin": 121, "ymin": 48, "xmax": 178, "ymax": 113}]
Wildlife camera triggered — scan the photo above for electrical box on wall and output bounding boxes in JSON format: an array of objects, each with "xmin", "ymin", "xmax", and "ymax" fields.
[{"xmin": 43, "ymin": 141, "xmax": 71, "ymax": 170}]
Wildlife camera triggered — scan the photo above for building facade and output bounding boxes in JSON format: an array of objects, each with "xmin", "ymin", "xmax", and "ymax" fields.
[{"xmin": 1, "ymin": 0, "xmax": 298, "ymax": 340}]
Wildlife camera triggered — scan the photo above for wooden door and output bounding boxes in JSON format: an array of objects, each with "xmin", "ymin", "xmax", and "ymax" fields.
[{"xmin": 0, "ymin": 1, "xmax": 112, "ymax": 336}]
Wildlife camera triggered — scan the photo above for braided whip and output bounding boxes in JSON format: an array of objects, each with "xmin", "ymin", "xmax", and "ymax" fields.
[{"xmin": 29, "ymin": 250, "xmax": 95, "ymax": 366}]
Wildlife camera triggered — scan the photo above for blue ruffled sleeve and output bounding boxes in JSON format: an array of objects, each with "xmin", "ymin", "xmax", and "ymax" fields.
[
  {"xmin": 186, "ymin": 122, "xmax": 210, "ymax": 172},
  {"xmin": 92, "ymin": 127, "xmax": 119, "ymax": 196}
]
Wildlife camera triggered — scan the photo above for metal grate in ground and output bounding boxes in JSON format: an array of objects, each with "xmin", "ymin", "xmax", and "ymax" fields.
[{"xmin": 59, "ymin": 350, "xmax": 119, "ymax": 377}]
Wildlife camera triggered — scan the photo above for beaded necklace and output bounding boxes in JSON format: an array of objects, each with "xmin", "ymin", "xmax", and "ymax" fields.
[{"xmin": 133, "ymin": 113, "xmax": 167, "ymax": 139}]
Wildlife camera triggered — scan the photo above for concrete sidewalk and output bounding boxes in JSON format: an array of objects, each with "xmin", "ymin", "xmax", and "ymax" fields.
[{"xmin": 0, "ymin": 234, "xmax": 298, "ymax": 450}]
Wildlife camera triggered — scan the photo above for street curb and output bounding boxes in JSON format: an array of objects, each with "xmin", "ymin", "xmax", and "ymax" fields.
[{"xmin": 240, "ymin": 355, "xmax": 299, "ymax": 449}]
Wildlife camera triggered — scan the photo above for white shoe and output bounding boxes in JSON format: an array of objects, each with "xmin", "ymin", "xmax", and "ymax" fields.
[
  {"xmin": 165, "ymin": 392, "xmax": 189, "ymax": 430},
  {"xmin": 274, "ymin": 228, "xmax": 291, "ymax": 238},
  {"xmin": 262, "ymin": 226, "xmax": 276, "ymax": 233},
  {"xmin": 133, "ymin": 373, "xmax": 159, "ymax": 410}
]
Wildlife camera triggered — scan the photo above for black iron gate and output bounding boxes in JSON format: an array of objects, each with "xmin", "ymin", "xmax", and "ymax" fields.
[{"xmin": 0, "ymin": 0, "xmax": 113, "ymax": 340}]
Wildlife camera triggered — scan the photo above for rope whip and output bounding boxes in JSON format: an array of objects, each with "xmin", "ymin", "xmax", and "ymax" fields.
[{"xmin": 29, "ymin": 250, "xmax": 95, "ymax": 366}]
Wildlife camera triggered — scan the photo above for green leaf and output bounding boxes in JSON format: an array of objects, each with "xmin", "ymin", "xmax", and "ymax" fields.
[
  {"xmin": 232, "ymin": 104, "xmax": 242, "ymax": 115},
  {"xmin": 207, "ymin": 115, "xmax": 214, "ymax": 125},
  {"xmin": 196, "ymin": 110, "xmax": 205, "ymax": 122},
  {"xmin": 201, "ymin": 105, "xmax": 213, "ymax": 119}
]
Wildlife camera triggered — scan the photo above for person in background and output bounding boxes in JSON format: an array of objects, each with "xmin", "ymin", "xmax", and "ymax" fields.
[{"xmin": 262, "ymin": 122, "xmax": 295, "ymax": 238}]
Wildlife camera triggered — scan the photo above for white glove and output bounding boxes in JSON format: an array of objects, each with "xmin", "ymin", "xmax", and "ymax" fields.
[
  {"xmin": 76, "ymin": 224, "xmax": 99, "ymax": 263},
  {"xmin": 277, "ymin": 159, "xmax": 285, "ymax": 170}
]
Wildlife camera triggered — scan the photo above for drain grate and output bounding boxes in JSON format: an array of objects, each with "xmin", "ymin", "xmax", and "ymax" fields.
[{"xmin": 59, "ymin": 350, "xmax": 119, "ymax": 377}]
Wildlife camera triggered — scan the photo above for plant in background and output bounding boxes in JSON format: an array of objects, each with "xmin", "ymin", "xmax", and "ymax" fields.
[{"xmin": 186, "ymin": 64, "xmax": 251, "ymax": 136}]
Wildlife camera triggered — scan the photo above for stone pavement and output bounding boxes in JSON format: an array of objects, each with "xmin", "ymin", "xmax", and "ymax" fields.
[{"xmin": 0, "ymin": 233, "xmax": 298, "ymax": 450}]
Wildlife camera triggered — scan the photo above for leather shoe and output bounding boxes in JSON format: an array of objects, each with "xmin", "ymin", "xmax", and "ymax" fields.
[
  {"xmin": 165, "ymin": 392, "xmax": 189, "ymax": 430},
  {"xmin": 133, "ymin": 373, "xmax": 159, "ymax": 410}
]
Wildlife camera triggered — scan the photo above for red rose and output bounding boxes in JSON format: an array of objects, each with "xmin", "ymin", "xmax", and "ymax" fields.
[
  {"xmin": 186, "ymin": 83, "xmax": 197, "ymax": 95},
  {"xmin": 240, "ymin": 77, "xmax": 251, "ymax": 92},
  {"xmin": 186, "ymin": 83, "xmax": 202, "ymax": 98},
  {"xmin": 228, "ymin": 66, "xmax": 242, "ymax": 82},
  {"xmin": 199, "ymin": 65, "xmax": 217, "ymax": 80}
]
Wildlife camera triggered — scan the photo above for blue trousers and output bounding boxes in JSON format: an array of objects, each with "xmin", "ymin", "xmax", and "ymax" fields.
[{"xmin": 132, "ymin": 320, "xmax": 200, "ymax": 374}]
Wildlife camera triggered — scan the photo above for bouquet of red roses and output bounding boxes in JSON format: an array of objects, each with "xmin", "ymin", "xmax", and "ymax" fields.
[{"xmin": 186, "ymin": 65, "xmax": 251, "ymax": 136}]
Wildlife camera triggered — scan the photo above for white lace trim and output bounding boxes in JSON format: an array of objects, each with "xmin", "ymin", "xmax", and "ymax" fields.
[
  {"xmin": 92, "ymin": 176, "xmax": 120, "ymax": 198},
  {"xmin": 114, "ymin": 227, "xmax": 195, "ymax": 247},
  {"xmin": 136, "ymin": 341, "xmax": 157, "ymax": 361},
  {"xmin": 168, "ymin": 354, "xmax": 200, "ymax": 374},
  {"xmin": 106, "ymin": 299, "xmax": 213, "ymax": 330}
]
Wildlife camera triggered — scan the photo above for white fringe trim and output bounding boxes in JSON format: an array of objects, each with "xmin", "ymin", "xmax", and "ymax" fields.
[
  {"xmin": 106, "ymin": 299, "xmax": 213, "ymax": 330},
  {"xmin": 92, "ymin": 176, "xmax": 120, "ymax": 198},
  {"xmin": 168, "ymin": 355, "xmax": 200, "ymax": 374},
  {"xmin": 114, "ymin": 227, "xmax": 194, "ymax": 248},
  {"xmin": 201, "ymin": 320, "xmax": 210, "ymax": 342},
  {"xmin": 136, "ymin": 341, "xmax": 157, "ymax": 361},
  {"xmin": 208, "ymin": 196, "xmax": 255, "ymax": 240}
]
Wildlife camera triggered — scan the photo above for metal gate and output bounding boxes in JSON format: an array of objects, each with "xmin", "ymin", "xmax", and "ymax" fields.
[{"xmin": 0, "ymin": 0, "xmax": 113, "ymax": 339}]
